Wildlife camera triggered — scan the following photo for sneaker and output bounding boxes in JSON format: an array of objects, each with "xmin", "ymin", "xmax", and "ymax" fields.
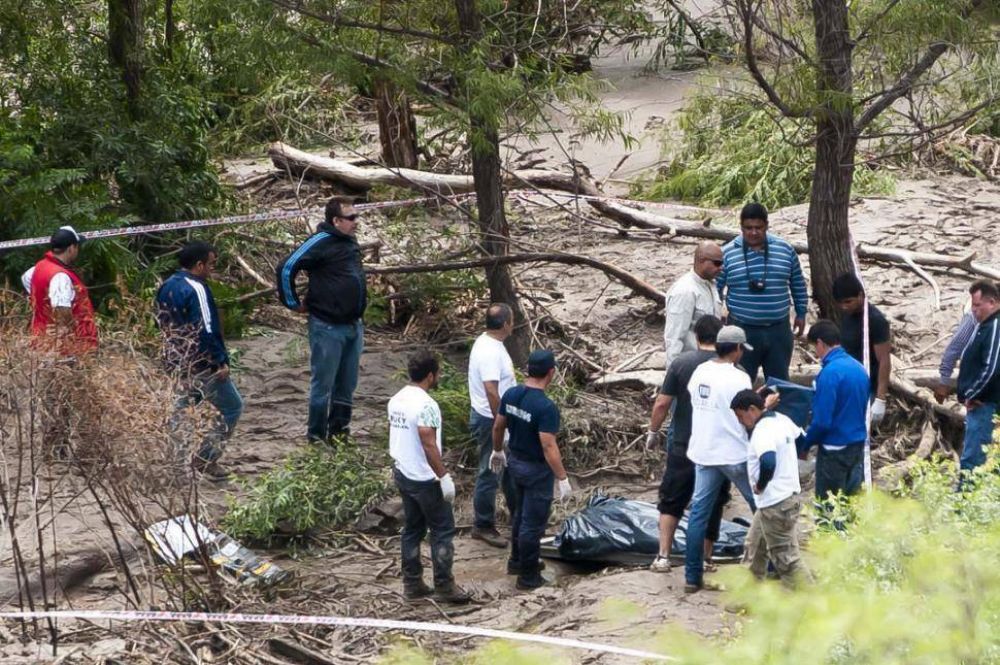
[
  {"xmin": 434, "ymin": 583, "xmax": 472, "ymax": 604},
  {"xmin": 192, "ymin": 458, "xmax": 231, "ymax": 482},
  {"xmin": 684, "ymin": 578, "xmax": 725, "ymax": 594},
  {"xmin": 403, "ymin": 580, "xmax": 434, "ymax": 600},
  {"xmin": 470, "ymin": 527, "xmax": 507, "ymax": 548},
  {"xmin": 516, "ymin": 574, "xmax": 547, "ymax": 591},
  {"xmin": 649, "ymin": 555, "xmax": 672, "ymax": 573},
  {"xmin": 506, "ymin": 559, "xmax": 547, "ymax": 575},
  {"xmin": 704, "ymin": 561, "xmax": 719, "ymax": 573}
]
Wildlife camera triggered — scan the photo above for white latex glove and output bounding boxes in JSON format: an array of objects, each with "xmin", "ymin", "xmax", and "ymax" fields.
[
  {"xmin": 489, "ymin": 449, "xmax": 507, "ymax": 474},
  {"xmin": 438, "ymin": 473, "xmax": 456, "ymax": 503},
  {"xmin": 645, "ymin": 431, "xmax": 662, "ymax": 450},
  {"xmin": 871, "ymin": 398, "xmax": 887, "ymax": 425},
  {"xmin": 557, "ymin": 477, "xmax": 573, "ymax": 500}
]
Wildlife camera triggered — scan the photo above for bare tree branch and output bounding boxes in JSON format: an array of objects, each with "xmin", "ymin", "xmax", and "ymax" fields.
[
  {"xmin": 267, "ymin": 0, "xmax": 458, "ymax": 45},
  {"xmin": 854, "ymin": 0, "xmax": 902, "ymax": 44},
  {"xmin": 736, "ymin": 0, "xmax": 810, "ymax": 118}
]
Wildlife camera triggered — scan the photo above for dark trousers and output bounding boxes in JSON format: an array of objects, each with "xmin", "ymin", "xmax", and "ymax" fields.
[
  {"xmin": 733, "ymin": 318, "xmax": 793, "ymax": 384},
  {"xmin": 470, "ymin": 411, "xmax": 516, "ymax": 529},
  {"xmin": 815, "ymin": 444, "xmax": 865, "ymax": 500},
  {"xmin": 507, "ymin": 456, "xmax": 554, "ymax": 577},
  {"xmin": 394, "ymin": 469, "xmax": 455, "ymax": 589}
]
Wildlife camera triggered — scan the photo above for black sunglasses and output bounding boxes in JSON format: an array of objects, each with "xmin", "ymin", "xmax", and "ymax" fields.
[
  {"xmin": 340, "ymin": 214, "xmax": 359, "ymax": 221},
  {"xmin": 705, "ymin": 258, "xmax": 723, "ymax": 267}
]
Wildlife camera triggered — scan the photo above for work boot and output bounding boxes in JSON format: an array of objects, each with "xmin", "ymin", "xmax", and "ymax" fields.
[
  {"xmin": 434, "ymin": 583, "xmax": 472, "ymax": 604},
  {"xmin": 192, "ymin": 458, "xmax": 231, "ymax": 482},
  {"xmin": 403, "ymin": 579, "xmax": 434, "ymax": 600},
  {"xmin": 515, "ymin": 573, "xmax": 547, "ymax": 591},
  {"xmin": 470, "ymin": 527, "xmax": 507, "ymax": 548},
  {"xmin": 506, "ymin": 559, "xmax": 546, "ymax": 575}
]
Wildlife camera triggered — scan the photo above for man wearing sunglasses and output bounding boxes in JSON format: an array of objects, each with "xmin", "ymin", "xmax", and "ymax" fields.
[
  {"xmin": 662, "ymin": 242, "xmax": 724, "ymax": 371},
  {"xmin": 277, "ymin": 198, "xmax": 367, "ymax": 444},
  {"xmin": 717, "ymin": 203, "xmax": 808, "ymax": 383}
]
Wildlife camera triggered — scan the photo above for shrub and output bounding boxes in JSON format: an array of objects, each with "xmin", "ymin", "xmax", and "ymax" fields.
[{"xmin": 222, "ymin": 444, "xmax": 390, "ymax": 543}]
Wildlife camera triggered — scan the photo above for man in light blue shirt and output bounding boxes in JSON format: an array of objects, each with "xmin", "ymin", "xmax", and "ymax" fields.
[{"xmin": 717, "ymin": 203, "xmax": 808, "ymax": 383}]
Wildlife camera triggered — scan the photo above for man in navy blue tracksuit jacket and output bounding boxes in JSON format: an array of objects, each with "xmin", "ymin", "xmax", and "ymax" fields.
[
  {"xmin": 157, "ymin": 241, "xmax": 243, "ymax": 479},
  {"xmin": 956, "ymin": 280, "xmax": 1000, "ymax": 480},
  {"xmin": 276, "ymin": 198, "xmax": 367, "ymax": 444},
  {"xmin": 801, "ymin": 320, "xmax": 870, "ymax": 500}
]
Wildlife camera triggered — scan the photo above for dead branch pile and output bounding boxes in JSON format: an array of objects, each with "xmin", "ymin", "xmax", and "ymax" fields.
[{"xmin": 926, "ymin": 126, "xmax": 1000, "ymax": 181}]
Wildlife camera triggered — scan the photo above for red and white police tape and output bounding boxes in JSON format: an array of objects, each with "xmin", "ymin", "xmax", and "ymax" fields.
[
  {"xmin": 0, "ymin": 190, "xmax": 724, "ymax": 252},
  {"xmin": 0, "ymin": 608, "xmax": 675, "ymax": 661}
]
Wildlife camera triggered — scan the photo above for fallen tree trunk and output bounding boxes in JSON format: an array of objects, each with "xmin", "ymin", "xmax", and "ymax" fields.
[
  {"xmin": 368, "ymin": 252, "xmax": 666, "ymax": 306},
  {"xmin": 269, "ymin": 143, "xmax": 1000, "ymax": 283}
]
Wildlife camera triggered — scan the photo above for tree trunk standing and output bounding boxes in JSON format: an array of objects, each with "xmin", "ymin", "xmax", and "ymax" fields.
[
  {"xmin": 806, "ymin": 0, "xmax": 857, "ymax": 319},
  {"xmin": 108, "ymin": 0, "xmax": 143, "ymax": 115},
  {"xmin": 453, "ymin": 0, "xmax": 530, "ymax": 365},
  {"xmin": 374, "ymin": 77, "xmax": 419, "ymax": 169},
  {"xmin": 165, "ymin": 0, "xmax": 176, "ymax": 56}
]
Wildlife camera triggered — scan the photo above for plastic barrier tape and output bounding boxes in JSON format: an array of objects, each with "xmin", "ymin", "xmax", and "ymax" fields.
[{"xmin": 0, "ymin": 609, "xmax": 675, "ymax": 661}]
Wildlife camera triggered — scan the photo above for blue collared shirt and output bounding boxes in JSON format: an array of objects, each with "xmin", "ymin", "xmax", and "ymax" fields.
[{"xmin": 717, "ymin": 233, "xmax": 809, "ymax": 325}]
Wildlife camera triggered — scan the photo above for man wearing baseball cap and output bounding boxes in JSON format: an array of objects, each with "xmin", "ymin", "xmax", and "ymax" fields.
[
  {"xmin": 683, "ymin": 325, "xmax": 760, "ymax": 592},
  {"xmin": 21, "ymin": 226, "xmax": 97, "ymax": 354},
  {"xmin": 490, "ymin": 349, "xmax": 572, "ymax": 590}
]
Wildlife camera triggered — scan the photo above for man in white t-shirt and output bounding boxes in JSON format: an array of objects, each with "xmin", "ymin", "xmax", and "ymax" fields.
[
  {"xmin": 731, "ymin": 388, "xmax": 807, "ymax": 587},
  {"xmin": 467, "ymin": 303, "xmax": 517, "ymax": 547},
  {"xmin": 388, "ymin": 350, "xmax": 470, "ymax": 603},
  {"xmin": 683, "ymin": 325, "xmax": 758, "ymax": 593}
]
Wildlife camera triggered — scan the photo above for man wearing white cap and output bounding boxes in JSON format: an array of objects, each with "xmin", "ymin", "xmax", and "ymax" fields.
[
  {"xmin": 683, "ymin": 325, "xmax": 760, "ymax": 593},
  {"xmin": 21, "ymin": 226, "xmax": 97, "ymax": 354}
]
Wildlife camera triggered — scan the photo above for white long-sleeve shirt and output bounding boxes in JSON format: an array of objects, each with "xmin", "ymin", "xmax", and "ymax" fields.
[
  {"xmin": 663, "ymin": 270, "xmax": 722, "ymax": 370},
  {"xmin": 21, "ymin": 267, "xmax": 75, "ymax": 307}
]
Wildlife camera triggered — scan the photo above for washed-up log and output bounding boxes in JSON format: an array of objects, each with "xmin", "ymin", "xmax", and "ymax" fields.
[
  {"xmin": 268, "ymin": 143, "xmax": 1000, "ymax": 284},
  {"xmin": 368, "ymin": 252, "xmax": 666, "ymax": 306},
  {"xmin": 877, "ymin": 419, "xmax": 940, "ymax": 487}
]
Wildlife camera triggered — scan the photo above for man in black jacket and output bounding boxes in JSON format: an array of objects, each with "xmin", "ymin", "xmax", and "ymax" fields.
[
  {"xmin": 956, "ymin": 280, "xmax": 1000, "ymax": 480},
  {"xmin": 276, "ymin": 198, "xmax": 367, "ymax": 443}
]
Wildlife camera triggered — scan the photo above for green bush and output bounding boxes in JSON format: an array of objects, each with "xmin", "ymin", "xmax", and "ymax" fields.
[
  {"xmin": 222, "ymin": 444, "xmax": 389, "ymax": 543},
  {"xmin": 635, "ymin": 90, "xmax": 894, "ymax": 210}
]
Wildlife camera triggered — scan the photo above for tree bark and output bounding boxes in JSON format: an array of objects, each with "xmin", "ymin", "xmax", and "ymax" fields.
[
  {"xmin": 454, "ymin": 0, "xmax": 529, "ymax": 365},
  {"xmin": 806, "ymin": 0, "xmax": 857, "ymax": 319},
  {"xmin": 374, "ymin": 77, "xmax": 419, "ymax": 169},
  {"xmin": 108, "ymin": 0, "xmax": 143, "ymax": 114},
  {"xmin": 165, "ymin": 0, "xmax": 176, "ymax": 55}
]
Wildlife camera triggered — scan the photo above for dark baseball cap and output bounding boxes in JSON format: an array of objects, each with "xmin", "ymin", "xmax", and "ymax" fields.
[
  {"xmin": 527, "ymin": 349, "xmax": 556, "ymax": 377},
  {"xmin": 50, "ymin": 226, "xmax": 83, "ymax": 250}
]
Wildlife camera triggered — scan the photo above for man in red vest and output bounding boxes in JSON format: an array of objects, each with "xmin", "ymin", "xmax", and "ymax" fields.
[{"xmin": 21, "ymin": 226, "xmax": 98, "ymax": 355}]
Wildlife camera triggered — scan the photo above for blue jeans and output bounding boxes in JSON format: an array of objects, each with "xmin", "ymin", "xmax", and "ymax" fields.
[
  {"xmin": 507, "ymin": 456, "xmax": 554, "ymax": 578},
  {"xmin": 733, "ymin": 319, "xmax": 793, "ymax": 384},
  {"xmin": 307, "ymin": 317, "xmax": 363, "ymax": 442},
  {"xmin": 176, "ymin": 373, "xmax": 244, "ymax": 463},
  {"xmin": 684, "ymin": 462, "xmax": 756, "ymax": 586},
  {"xmin": 960, "ymin": 402, "xmax": 998, "ymax": 473},
  {"xmin": 470, "ymin": 411, "xmax": 516, "ymax": 529}
]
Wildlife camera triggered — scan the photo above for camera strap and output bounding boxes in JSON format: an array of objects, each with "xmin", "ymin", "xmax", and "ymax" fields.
[{"xmin": 741, "ymin": 235, "xmax": 770, "ymax": 285}]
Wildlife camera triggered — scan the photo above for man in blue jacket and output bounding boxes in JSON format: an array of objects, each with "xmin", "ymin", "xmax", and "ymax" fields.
[
  {"xmin": 157, "ymin": 241, "xmax": 243, "ymax": 480},
  {"xmin": 276, "ymin": 198, "xmax": 367, "ymax": 444},
  {"xmin": 956, "ymin": 280, "xmax": 1000, "ymax": 480},
  {"xmin": 802, "ymin": 320, "xmax": 870, "ymax": 500}
]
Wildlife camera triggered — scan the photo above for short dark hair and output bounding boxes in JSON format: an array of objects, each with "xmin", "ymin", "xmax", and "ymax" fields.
[
  {"xmin": 485, "ymin": 303, "xmax": 513, "ymax": 330},
  {"xmin": 740, "ymin": 202, "xmax": 768, "ymax": 224},
  {"xmin": 807, "ymin": 320, "xmax": 841, "ymax": 346},
  {"xmin": 407, "ymin": 350, "xmax": 440, "ymax": 382},
  {"xmin": 178, "ymin": 241, "xmax": 217, "ymax": 269},
  {"xmin": 730, "ymin": 388, "xmax": 765, "ymax": 411},
  {"xmin": 969, "ymin": 280, "xmax": 1000, "ymax": 301},
  {"xmin": 325, "ymin": 197, "xmax": 355, "ymax": 225},
  {"xmin": 832, "ymin": 273, "xmax": 864, "ymax": 301},
  {"xmin": 694, "ymin": 315, "xmax": 723, "ymax": 345},
  {"xmin": 715, "ymin": 342, "xmax": 740, "ymax": 357}
]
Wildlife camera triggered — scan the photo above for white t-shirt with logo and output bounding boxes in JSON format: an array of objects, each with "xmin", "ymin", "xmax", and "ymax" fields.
[
  {"xmin": 388, "ymin": 385, "xmax": 442, "ymax": 482},
  {"xmin": 468, "ymin": 333, "xmax": 516, "ymax": 418},
  {"xmin": 686, "ymin": 360, "xmax": 752, "ymax": 466},
  {"xmin": 747, "ymin": 412, "xmax": 803, "ymax": 509}
]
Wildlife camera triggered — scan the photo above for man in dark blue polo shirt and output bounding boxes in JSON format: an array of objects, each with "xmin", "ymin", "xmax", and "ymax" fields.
[
  {"xmin": 717, "ymin": 203, "xmax": 809, "ymax": 383},
  {"xmin": 490, "ymin": 350, "xmax": 572, "ymax": 590}
]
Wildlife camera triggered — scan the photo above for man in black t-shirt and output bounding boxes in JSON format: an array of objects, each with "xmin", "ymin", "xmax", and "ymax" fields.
[
  {"xmin": 645, "ymin": 315, "xmax": 730, "ymax": 572},
  {"xmin": 491, "ymin": 349, "xmax": 571, "ymax": 591},
  {"xmin": 832, "ymin": 273, "xmax": 891, "ymax": 425}
]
